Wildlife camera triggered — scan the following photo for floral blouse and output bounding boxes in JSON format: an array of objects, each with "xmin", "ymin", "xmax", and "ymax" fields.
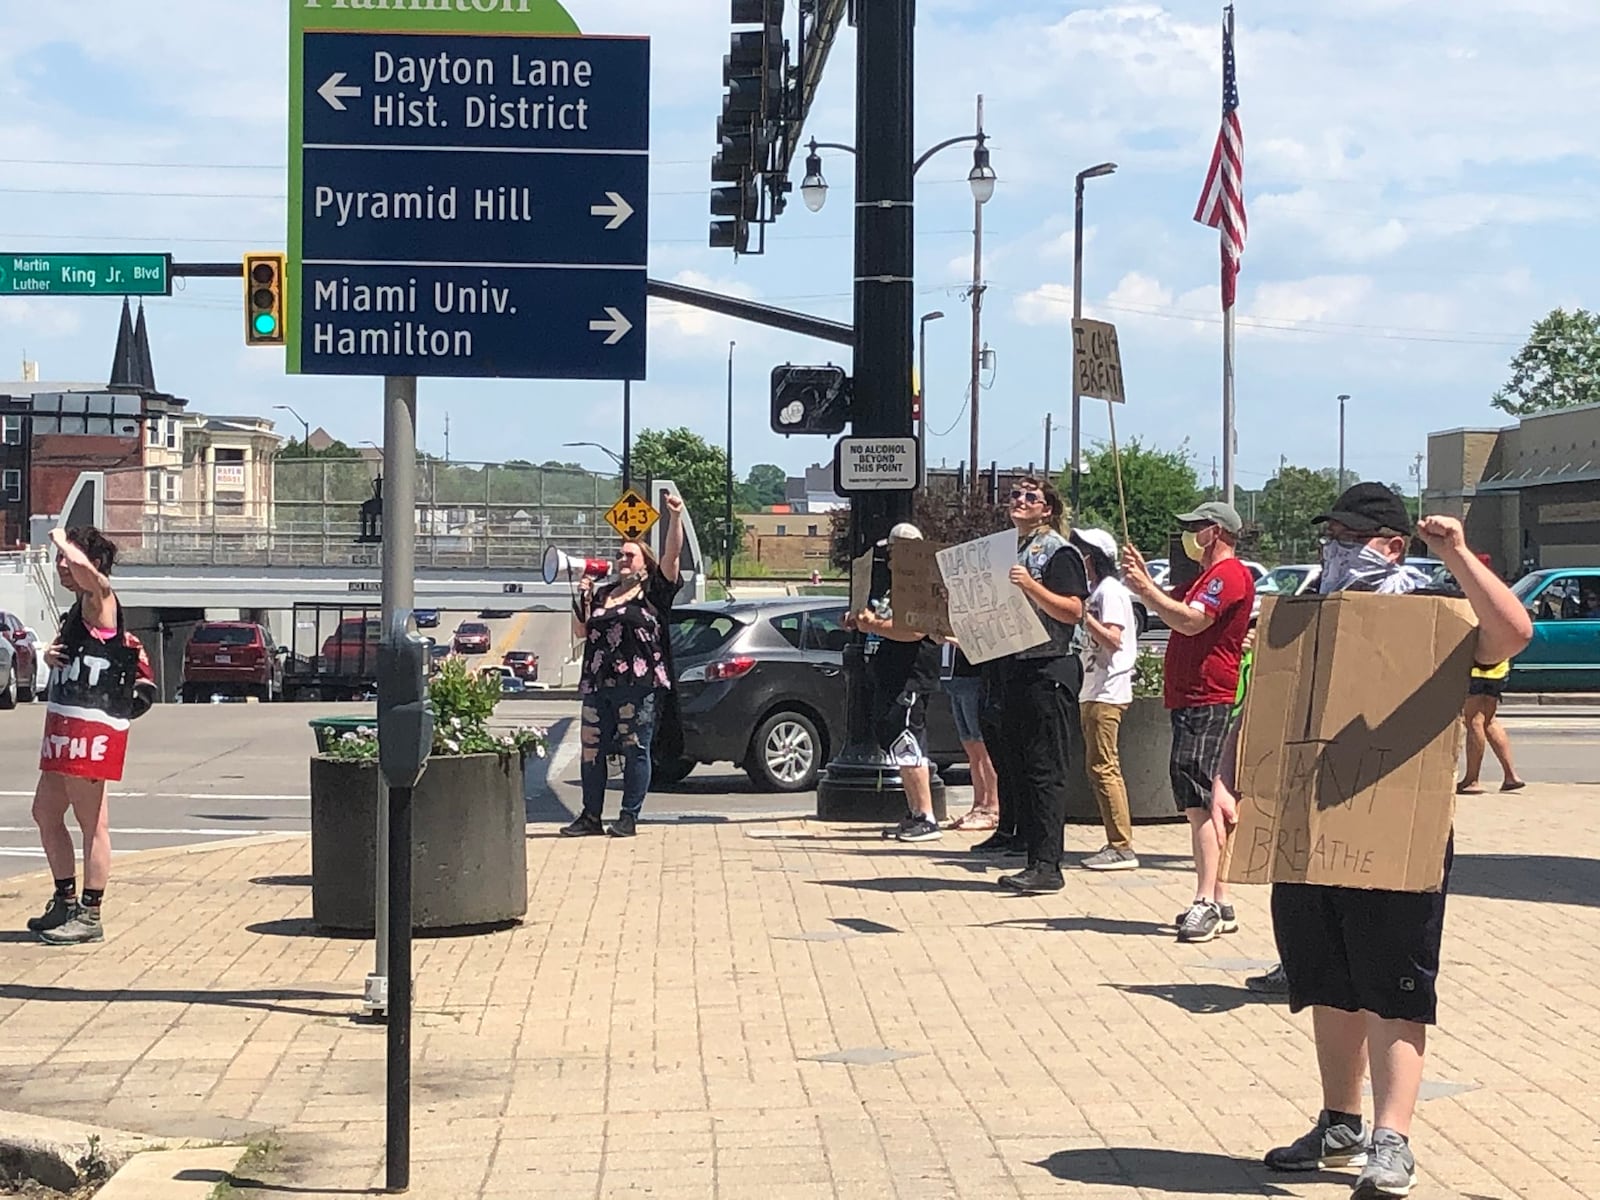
[{"xmin": 580, "ymin": 572, "xmax": 675, "ymax": 695}]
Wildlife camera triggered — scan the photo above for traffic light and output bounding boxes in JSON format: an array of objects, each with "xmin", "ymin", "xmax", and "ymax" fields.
[
  {"xmin": 709, "ymin": 0, "xmax": 786, "ymax": 256},
  {"xmin": 771, "ymin": 364, "xmax": 850, "ymax": 435},
  {"xmin": 243, "ymin": 252, "xmax": 286, "ymax": 346}
]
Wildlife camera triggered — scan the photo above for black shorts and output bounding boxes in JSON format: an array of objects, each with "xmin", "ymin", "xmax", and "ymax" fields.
[
  {"xmin": 1271, "ymin": 839, "xmax": 1453, "ymax": 1025},
  {"xmin": 871, "ymin": 687, "xmax": 929, "ymax": 767},
  {"xmin": 1468, "ymin": 677, "xmax": 1507, "ymax": 698},
  {"xmin": 1168, "ymin": 704, "xmax": 1233, "ymax": 811}
]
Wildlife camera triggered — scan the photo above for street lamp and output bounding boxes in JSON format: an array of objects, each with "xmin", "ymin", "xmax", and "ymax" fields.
[
  {"xmin": 1337, "ymin": 394, "xmax": 1350, "ymax": 489},
  {"xmin": 1069, "ymin": 161, "xmax": 1118, "ymax": 515},
  {"xmin": 562, "ymin": 441, "xmax": 625, "ymax": 470},
  {"xmin": 802, "ymin": 96, "xmax": 995, "ymax": 487},
  {"xmin": 917, "ymin": 311, "xmax": 945, "ymax": 485},
  {"xmin": 273, "ymin": 404, "xmax": 309, "ymax": 453}
]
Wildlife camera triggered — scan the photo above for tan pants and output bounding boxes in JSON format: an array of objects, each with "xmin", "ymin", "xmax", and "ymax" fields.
[{"xmin": 1080, "ymin": 701, "xmax": 1132, "ymax": 850}]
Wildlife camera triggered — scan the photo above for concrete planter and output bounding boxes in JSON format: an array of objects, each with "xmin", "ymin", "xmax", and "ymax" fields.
[
  {"xmin": 310, "ymin": 753, "xmax": 528, "ymax": 932},
  {"xmin": 1066, "ymin": 696, "xmax": 1183, "ymax": 825}
]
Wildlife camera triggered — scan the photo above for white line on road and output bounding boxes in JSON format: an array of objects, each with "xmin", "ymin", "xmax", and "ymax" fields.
[
  {"xmin": 0, "ymin": 792, "xmax": 309, "ymax": 801},
  {"xmin": 0, "ymin": 826, "xmax": 304, "ymax": 837}
]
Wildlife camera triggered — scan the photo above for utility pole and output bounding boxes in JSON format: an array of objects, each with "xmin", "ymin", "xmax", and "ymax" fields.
[
  {"xmin": 967, "ymin": 94, "xmax": 985, "ymax": 496},
  {"xmin": 443, "ymin": 411, "xmax": 450, "ymax": 463},
  {"xmin": 1212, "ymin": 455, "xmax": 1219, "ymax": 499},
  {"xmin": 817, "ymin": 0, "xmax": 923, "ymax": 820},
  {"xmin": 1043, "ymin": 414, "xmax": 1052, "ymax": 477},
  {"xmin": 1337, "ymin": 393, "xmax": 1349, "ymax": 489},
  {"xmin": 1412, "ymin": 450, "xmax": 1425, "ymax": 512},
  {"xmin": 621, "ymin": 380, "xmax": 632, "ymax": 491}
]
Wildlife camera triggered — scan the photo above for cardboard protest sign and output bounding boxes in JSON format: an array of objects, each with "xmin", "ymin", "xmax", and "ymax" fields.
[
  {"xmin": 889, "ymin": 540, "xmax": 953, "ymax": 638},
  {"xmin": 1072, "ymin": 318, "xmax": 1125, "ymax": 404},
  {"xmin": 1226, "ymin": 592, "xmax": 1478, "ymax": 893},
  {"xmin": 849, "ymin": 548, "xmax": 874, "ymax": 616},
  {"xmin": 935, "ymin": 531, "xmax": 1047, "ymax": 665}
]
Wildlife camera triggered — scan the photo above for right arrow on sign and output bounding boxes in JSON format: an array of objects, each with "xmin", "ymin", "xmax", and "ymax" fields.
[
  {"xmin": 317, "ymin": 72, "xmax": 363, "ymax": 111},
  {"xmin": 590, "ymin": 192, "xmax": 635, "ymax": 230},
  {"xmin": 589, "ymin": 307, "xmax": 633, "ymax": 345}
]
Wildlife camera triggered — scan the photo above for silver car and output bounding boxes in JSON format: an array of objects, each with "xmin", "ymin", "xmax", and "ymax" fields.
[{"xmin": 0, "ymin": 634, "xmax": 15, "ymax": 710}]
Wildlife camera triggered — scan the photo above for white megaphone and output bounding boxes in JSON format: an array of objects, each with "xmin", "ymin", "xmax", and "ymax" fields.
[{"xmin": 541, "ymin": 545, "xmax": 613, "ymax": 585}]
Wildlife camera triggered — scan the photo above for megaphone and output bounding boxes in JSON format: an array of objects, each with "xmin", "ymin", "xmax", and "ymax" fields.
[{"xmin": 541, "ymin": 545, "xmax": 612, "ymax": 585}]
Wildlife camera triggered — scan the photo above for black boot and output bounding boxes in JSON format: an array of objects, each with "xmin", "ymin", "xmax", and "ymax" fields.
[
  {"xmin": 560, "ymin": 812, "xmax": 605, "ymax": 837},
  {"xmin": 998, "ymin": 863, "xmax": 1065, "ymax": 893}
]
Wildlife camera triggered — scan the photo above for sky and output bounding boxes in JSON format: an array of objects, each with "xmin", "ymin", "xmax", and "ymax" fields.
[{"xmin": 0, "ymin": 0, "xmax": 1596, "ymax": 496}]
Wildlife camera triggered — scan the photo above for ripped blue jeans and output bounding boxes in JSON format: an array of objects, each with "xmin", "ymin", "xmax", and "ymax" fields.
[{"xmin": 579, "ymin": 684, "xmax": 659, "ymax": 819}]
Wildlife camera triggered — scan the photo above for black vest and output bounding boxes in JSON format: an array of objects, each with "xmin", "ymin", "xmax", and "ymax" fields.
[{"xmin": 48, "ymin": 599, "xmax": 142, "ymax": 722}]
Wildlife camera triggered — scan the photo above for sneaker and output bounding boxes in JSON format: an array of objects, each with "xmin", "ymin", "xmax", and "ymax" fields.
[
  {"xmin": 26, "ymin": 895, "xmax": 78, "ymax": 933},
  {"xmin": 38, "ymin": 904, "xmax": 103, "ymax": 945},
  {"xmin": 607, "ymin": 812, "xmax": 638, "ymax": 838},
  {"xmin": 896, "ymin": 815, "xmax": 942, "ymax": 843},
  {"xmin": 560, "ymin": 812, "xmax": 605, "ymax": 837},
  {"xmin": 1177, "ymin": 900, "xmax": 1224, "ymax": 943},
  {"xmin": 998, "ymin": 863, "xmax": 1065, "ymax": 894},
  {"xmin": 1264, "ymin": 1111, "xmax": 1370, "ymax": 1172},
  {"xmin": 970, "ymin": 830, "xmax": 1018, "ymax": 854},
  {"xmin": 1352, "ymin": 1128, "xmax": 1416, "ymax": 1198},
  {"xmin": 1174, "ymin": 902, "xmax": 1237, "ymax": 931},
  {"xmin": 1246, "ymin": 963, "xmax": 1290, "ymax": 995},
  {"xmin": 1082, "ymin": 846, "xmax": 1139, "ymax": 871}
]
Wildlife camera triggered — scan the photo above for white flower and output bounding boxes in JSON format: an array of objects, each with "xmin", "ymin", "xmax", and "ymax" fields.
[{"xmin": 450, "ymin": 716, "xmax": 462, "ymax": 729}]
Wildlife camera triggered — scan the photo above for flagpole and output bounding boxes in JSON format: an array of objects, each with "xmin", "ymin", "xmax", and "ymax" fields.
[{"xmin": 1222, "ymin": 258, "xmax": 1236, "ymax": 507}]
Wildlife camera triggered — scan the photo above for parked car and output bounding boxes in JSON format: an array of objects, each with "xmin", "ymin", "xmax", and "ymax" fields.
[
  {"xmin": 659, "ymin": 597, "xmax": 960, "ymax": 792},
  {"xmin": 0, "ymin": 635, "xmax": 16, "ymax": 709},
  {"xmin": 501, "ymin": 650, "xmax": 539, "ymax": 682},
  {"xmin": 428, "ymin": 643, "xmax": 452, "ymax": 673},
  {"xmin": 453, "ymin": 621, "xmax": 492, "ymax": 654},
  {"xmin": 182, "ymin": 621, "xmax": 285, "ymax": 703},
  {"xmin": 414, "ymin": 608, "xmax": 440, "ymax": 629},
  {"xmin": 1508, "ymin": 568, "xmax": 1600, "ymax": 691},
  {"xmin": 0, "ymin": 610, "xmax": 39, "ymax": 703}
]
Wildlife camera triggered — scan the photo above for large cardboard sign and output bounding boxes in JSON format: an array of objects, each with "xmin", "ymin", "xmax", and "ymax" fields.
[
  {"xmin": 1072, "ymin": 318, "xmax": 1125, "ymax": 404},
  {"xmin": 935, "ymin": 531, "xmax": 1047, "ymax": 665},
  {"xmin": 1226, "ymin": 593, "xmax": 1478, "ymax": 893},
  {"xmin": 889, "ymin": 540, "xmax": 954, "ymax": 638}
]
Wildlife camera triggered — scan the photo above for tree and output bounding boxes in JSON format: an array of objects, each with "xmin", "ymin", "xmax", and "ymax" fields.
[
  {"xmin": 743, "ymin": 463, "xmax": 788, "ymax": 509},
  {"xmin": 1259, "ymin": 464, "xmax": 1339, "ymax": 563},
  {"xmin": 828, "ymin": 489, "xmax": 1011, "ymax": 570},
  {"xmin": 1067, "ymin": 438, "xmax": 1201, "ymax": 555},
  {"xmin": 1492, "ymin": 308, "xmax": 1600, "ymax": 416},
  {"xmin": 630, "ymin": 427, "xmax": 736, "ymax": 561}
]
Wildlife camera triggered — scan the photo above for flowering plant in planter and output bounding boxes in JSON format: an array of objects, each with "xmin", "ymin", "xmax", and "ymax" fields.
[{"xmin": 324, "ymin": 657, "xmax": 548, "ymax": 762}]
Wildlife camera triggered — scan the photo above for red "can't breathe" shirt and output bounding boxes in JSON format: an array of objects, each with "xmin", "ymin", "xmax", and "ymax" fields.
[{"xmin": 1162, "ymin": 558, "xmax": 1255, "ymax": 709}]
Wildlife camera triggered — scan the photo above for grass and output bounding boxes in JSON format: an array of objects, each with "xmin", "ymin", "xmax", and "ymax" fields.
[{"xmin": 206, "ymin": 1136, "xmax": 284, "ymax": 1200}]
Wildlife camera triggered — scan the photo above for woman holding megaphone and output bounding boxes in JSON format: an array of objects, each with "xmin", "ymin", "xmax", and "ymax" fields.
[{"xmin": 561, "ymin": 493, "xmax": 684, "ymax": 839}]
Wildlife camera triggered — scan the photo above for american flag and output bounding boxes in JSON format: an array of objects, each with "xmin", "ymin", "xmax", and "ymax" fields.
[{"xmin": 1193, "ymin": 6, "xmax": 1245, "ymax": 309}]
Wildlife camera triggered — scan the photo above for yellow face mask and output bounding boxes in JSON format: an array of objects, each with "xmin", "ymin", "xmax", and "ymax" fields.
[{"xmin": 1181, "ymin": 529, "xmax": 1209, "ymax": 562}]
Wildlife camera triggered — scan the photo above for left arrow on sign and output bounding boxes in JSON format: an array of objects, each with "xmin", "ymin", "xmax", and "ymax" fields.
[
  {"xmin": 590, "ymin": 192, "xmax": 635, "ymax": 231},
  {"xmin": 318, "ymin": 72, "xmax": 363, "ymax": 111},
  {"xmin": 589, "ymin": 307, "xmax": 633, "ymax": 346}
]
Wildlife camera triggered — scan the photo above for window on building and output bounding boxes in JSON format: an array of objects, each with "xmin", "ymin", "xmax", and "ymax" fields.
[
  {"xmin": 807, "ymin": 524, "xmax": 818, "ymax": 536},
  {"xmin": 147, "ymin": 419, "xmax": 162, "ymax": 448},
  {"xmin": 1, "ymin": 470, "xmax": 19, "ymax": 502},
  {"xmin": 148, "ymin": 469, "xmax": 162, "ymax": 502},
  {"xmin": 1, "ymin": 415, "xmax": 21, "ymax": 445},
  {"xmin": 164, "ymin": 472, "xmax": 181, "ymax": 504},
  {"xmin": 775, "ymin": 524, "xmax": 787, "ymax": 536},
  {"xmin": 165, "ymin": 419, "xmax": 178, "ymax": 450}
]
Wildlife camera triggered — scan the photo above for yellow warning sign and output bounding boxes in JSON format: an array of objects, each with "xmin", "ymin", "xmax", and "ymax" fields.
[{"xmin": 604, "ymin": 487, "xmax": 660, "ymax": 541}]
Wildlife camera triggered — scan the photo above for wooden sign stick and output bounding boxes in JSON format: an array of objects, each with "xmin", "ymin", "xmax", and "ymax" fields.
[{"xmin": 1106, "ymin": 398, "xmax": 1132, "ymax": 549}]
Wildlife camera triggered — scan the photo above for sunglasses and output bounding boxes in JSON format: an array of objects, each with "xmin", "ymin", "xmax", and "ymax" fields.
[{"xmin": 1009, "ymin": 489, "xmax": 1043, "ymax": 504}]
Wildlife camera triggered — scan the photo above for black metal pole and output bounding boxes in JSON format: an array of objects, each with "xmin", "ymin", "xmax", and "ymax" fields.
[
  {"xmin": 816, "ymin": 0, "xmax": 937, "ymax": 821},
  {"xmin": 621, "ymin": 380, "xmax": 632, "ymax": 492},
  {"xmin": 384, "ymin": 782, "xmax": 412, "ymax": 1193},
  {"xmin": 725, "ymin": 342, "xmax": 735, "ymax": 589}
]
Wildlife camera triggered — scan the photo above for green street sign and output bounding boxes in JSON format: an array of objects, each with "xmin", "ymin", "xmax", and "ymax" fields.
[{"xmin": 0, "ymin": 253, "xmax": 171, "ymax": 297}]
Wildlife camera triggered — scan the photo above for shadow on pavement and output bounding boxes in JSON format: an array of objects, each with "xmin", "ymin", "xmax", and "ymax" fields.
[
  {"xmin": 813, "ymin": 876, "xmax": 1003, "ymax": 894},
  {"xmin": 178, "ymin": 1169, "xmax": 382, "ymax": 1197},
  {"xmin": 1108, "ymin": 982, "xmax": 1280, "ymax": 1015},
  {"xmin": 1453, "ymin": 853, "xmax": 1600, "ymax": 907},
  {"xmin": 250, "ymin": 875, "xmax": 313, "ymax": 887},
  {"xmin": 1032, "ymin": 1146, "xmax": 1345, "ymax": 1194},
  {"xmin": 832, "ymin": 916, "xmax": 900, "ymax": 934},
  {"xmin": 246, "ymin": 917, "xmax": 520, "ymax": 941},
  {"xmin": 0, "ymin": 983, "xmax": 357, "ymax": 1019},
  {"xmin": 981, "ymin": 915, "xmax": 1169, "ymax": 937}
]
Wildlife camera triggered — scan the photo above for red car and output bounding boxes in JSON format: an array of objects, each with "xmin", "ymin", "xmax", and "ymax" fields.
[
  {"xmin": 0, "ymin": 610, "xmax": 40, "ymax": 703},
  {"xmin": 453, "ymin": 621, "xmax": 492, "ymax": 654},
  {"xmin": 182, "ymin": 621, "xmax": 284, "ymax": 703},
  {"xmin": 501, "ymin": 650, "xmax": 539, "ymax": 682}
]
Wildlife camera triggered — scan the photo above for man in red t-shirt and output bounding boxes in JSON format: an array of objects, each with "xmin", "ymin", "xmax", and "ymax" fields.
[{"xmin": 1124, "ymin": 501, "xmax": 1254, "ymax": 943}]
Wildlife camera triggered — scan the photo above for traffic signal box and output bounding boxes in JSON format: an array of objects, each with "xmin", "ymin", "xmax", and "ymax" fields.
[
  {"xmin": 243, "ymin": 252, "xmax": 287, "ymax": 346},
  {"xmin": 710, "ymin": 0, "xmax": 786, "ymax": 255}
]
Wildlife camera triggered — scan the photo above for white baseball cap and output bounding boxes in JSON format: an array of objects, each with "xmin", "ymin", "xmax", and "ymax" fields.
[
  {"xmin": 886, "ymin": 522, "xmax": 924, "ymax": 542},
  {"xmin": 1072, "ymin": 527, "xmax": 1118, "ymax": 560}
]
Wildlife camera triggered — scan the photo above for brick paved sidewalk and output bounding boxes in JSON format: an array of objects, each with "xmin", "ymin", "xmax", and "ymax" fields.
[{"xmin": 0, "ymin": 785, "xmax": 1596, "ymax": 1199}]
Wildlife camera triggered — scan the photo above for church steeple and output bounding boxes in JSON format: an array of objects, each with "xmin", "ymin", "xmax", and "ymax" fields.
[
  {"xmin": 133, "ymin": 302, "xmax": 157, "ymax": 392},
  {"xmin": 108, "ymin": 297, "xmax": 139, "ymax": 389}
]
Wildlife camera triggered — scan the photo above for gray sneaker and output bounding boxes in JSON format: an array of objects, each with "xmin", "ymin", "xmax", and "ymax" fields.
[
  {"xmin": 38, "ymin": 903, "xmax": 103, "ymax": 945},
  {"xmin": 1082, "ymin": 846, "xmax": 1139, "ymax": 871},
  {"xmin": 1174, "ymin": 902, "xmax": 1237, "ymax": 932},
  {"xmin": 1352, "ymin": 1128, "xmax": 1416, "ymax": 1198},
  {"xmin": 896, "ymin": 816, "xmax": 942, "ymax": 843},
  {"xmin": 1177, "ymin": 900, "xmax": 1223, "ymax": 943},
  {"xmin": 1264, "ymin": 1111, "xmax": 1370, "ymax": 1172}
]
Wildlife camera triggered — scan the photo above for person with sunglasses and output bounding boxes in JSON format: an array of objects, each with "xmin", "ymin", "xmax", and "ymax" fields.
[
  {"xmin": 970, "ymin": 476, "xmax": 1088, "ymax": 894},
  {"xmin": 1122, "ymin": 500, "xmax": 1254, "ymax": 944}
]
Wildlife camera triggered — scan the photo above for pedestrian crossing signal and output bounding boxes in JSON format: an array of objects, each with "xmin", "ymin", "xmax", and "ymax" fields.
[{"xmin": 244, "ymin": 252, "xmax": 286, "ymax": 346}]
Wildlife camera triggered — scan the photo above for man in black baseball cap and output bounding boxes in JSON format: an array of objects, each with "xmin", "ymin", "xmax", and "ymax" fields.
[{"xmin": 1211, "ymin": 482, "xmax": 1533, "ymax": 1198}]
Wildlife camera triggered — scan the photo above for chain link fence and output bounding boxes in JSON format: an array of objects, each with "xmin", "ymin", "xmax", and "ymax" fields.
[{"xmin": 99, "ymin": 458, "xmax": 626, "ymax": 569}]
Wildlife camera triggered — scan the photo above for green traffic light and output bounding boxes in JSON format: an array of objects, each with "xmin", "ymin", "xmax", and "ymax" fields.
[{"xmin": 253, "ymin": 313, "xmax": 278, "ymax": 337}]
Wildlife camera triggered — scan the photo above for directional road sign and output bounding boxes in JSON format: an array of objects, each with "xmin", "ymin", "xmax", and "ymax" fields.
[
  {"xmin": 288, "ymin": 5, "xmax": 648, "ymax": 380},
  {"xmin": 0, "ymin": 253, "xmax": 170, "ymax": 297},
  {"xmin": 604, "ymin": 487, "xmax": 659, "ymax": 541}
]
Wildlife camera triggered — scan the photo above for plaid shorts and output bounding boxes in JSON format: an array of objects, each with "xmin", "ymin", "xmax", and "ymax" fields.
[{"xmin": 1168, "ymin": 704, "xmax": 1233, "ymax": 812}]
